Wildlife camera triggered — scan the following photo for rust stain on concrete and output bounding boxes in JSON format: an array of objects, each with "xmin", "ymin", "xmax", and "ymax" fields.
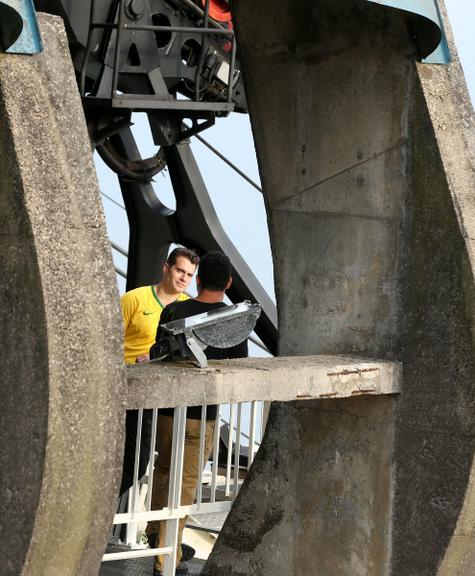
[{"xmin": 327, "ymin": 368, "xmax": 380, "ymax": 377}]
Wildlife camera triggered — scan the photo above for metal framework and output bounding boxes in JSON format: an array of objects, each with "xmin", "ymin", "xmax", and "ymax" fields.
[
  {"xmin": 31, "ymin": 0, "xmax": 279, "ymax": 353},
  {"xmin": 1, "ymin": 0, "xmax": 450, "ymax": 355}
]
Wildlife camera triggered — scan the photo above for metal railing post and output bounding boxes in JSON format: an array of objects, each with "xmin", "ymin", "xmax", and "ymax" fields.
[
  {"xmin": 248, "ymin": 401, "xmax": 257, "ymax": 469},
  {"xmin": 126, "ymin": 408, "xmax": 143, "ymax": 546},
  {"xmin": 210, "ymin": 405, "xmax": 221, "ymax": 503},
  {"xmin": 196, "ymin": 405, "xmax": 207, "ymax": 507},
  {"xmin": 233, "ymin": 403, "xmax": 242, "ymax": 496},
  {"xmin": 225, "ymin": 403, "xmax": 235, "ymax": 498},
  {"xmin": 163, "ymin": 406, "xmax": 187, "ymax": 576},
  {"xmin": 111, "ymin": 0, "xmax": 126, "ymax": 98},
  {"xmin": 146, "ymin": 408, "xmax": 159, "ymax": 511}
]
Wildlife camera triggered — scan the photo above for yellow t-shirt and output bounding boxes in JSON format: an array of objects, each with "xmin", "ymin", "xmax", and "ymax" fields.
[{"xmin": 121, "ymin": 285, "xmax": 189, "ymax": 364}]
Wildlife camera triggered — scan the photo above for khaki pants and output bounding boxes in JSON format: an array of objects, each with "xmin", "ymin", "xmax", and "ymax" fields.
[{"xmin": 147, "ymin": 414, "xmax": 215, "ymax": 571}]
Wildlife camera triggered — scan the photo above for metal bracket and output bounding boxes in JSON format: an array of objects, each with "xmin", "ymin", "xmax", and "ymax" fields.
[
  {"xmin": 0, "ymin": 0, "xmax": 42, "ymax": 54},
  {"xmin": 366, "ymin": 0, "xmax": 450, "ymax": 63},
  {"xmin": 185, "ymin": 334, "xmax": 208, "ymax": 368}
]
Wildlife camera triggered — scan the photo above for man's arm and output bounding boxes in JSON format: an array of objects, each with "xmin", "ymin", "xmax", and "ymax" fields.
[
  {"xmin": 120, "ymin": 290, "xmax": 137, "ymax": 332},
  {"xmin": 121, "ymin": 291, "xmax": 151, "ymax": 363}
]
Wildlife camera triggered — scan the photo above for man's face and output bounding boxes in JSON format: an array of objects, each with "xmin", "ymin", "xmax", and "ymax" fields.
[{"xmin": 163, "ymin": 256, "xmax": 196, "ymax": 294}]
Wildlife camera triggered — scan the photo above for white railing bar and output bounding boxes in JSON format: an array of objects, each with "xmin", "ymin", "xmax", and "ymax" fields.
[
  {"xmin": 125, "ymin": 485, "xmax": 138, "ymax": 547},
  {"xmin": 233, "ymin": 403, "xmax": 242, "ymax": 497},
  {"xmin": 225, "ymin": 403, "xmax": 235, "ymax": 498},
  {"xmin": 220, "ymin": 413, "xmax": 261, "ymax": 447},
  {"xmin": 168, "ymin": 407, "xmax": 185, "ymax": 510},
  {"xmin": 196, "ymin": 406, "xmax": 207, "ymax": 507},
  {"xmin": 210, "ymin": 406, "xmax": 221, "ymax": 503},
  {"xmin": 146, "ymin": 408, "xmax": 159, "ymax": 511},
  {"xmin": 101, "ymin": 190, "xmax": 126, "ymax": 211},
  {"xmin": 164, "ymin": 406, "xmax": 187, "ymax": 576},
  {"xmin": 113, "ymin": 499, "xmax": 233, "ymax": 525},
  {"xmin": 130, "ymin": 408, "xmax": 143, "ymax": 517},
  {"xmin": 163, "ymin": 518, "xmax": 179, "ymax": 576},
  {"xmin": 248, "ymin": 401, "xmax": 257, "ymax": 469},
  {"xmin": 103, "ymin": 546, "xmax": 173, "ymax": 562},
  {"xmin": 174, "ymin": 407, "xmax": 187, "ymax": 509}
]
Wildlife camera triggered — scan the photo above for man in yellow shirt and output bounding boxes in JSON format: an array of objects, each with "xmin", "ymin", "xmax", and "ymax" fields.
[
  {"xmin": 121, "ymin": 247, "xmax": 199, "ymax": 365},
  {"xmin": 119, "ymin": 247, "xmax": 199, "ymax": 495}
]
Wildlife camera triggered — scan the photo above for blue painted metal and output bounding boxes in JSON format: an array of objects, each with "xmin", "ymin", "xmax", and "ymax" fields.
[
  {"xmin": 366, "ymin": 0, "xmax": 450, "ymax": 63},
  {"xmin": 0, "ymin": 2, "xmax": 23, "ymax": 51},
  {"xmin": 0, "ymin": 0, "xmax": 42, "ymax": 54}
]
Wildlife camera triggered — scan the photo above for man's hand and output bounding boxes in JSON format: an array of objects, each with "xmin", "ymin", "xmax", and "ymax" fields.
[{"xmin": 135, "ymin": 354, "xmax": 150, "ymax": 363}]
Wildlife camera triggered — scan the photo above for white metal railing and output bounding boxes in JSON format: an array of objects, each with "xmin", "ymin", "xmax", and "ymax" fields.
[
  {"xmin": 103, "ymin": 355, "xmax": 400, "ymax": 574},
  {"xmin": 103, "ymin": 401, "xmax": 264, "ymax": 575}
]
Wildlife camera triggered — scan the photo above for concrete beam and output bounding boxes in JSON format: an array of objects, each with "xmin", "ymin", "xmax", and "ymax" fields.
[{"xmin": 126, "ymin": 355, "xmax": 400, "ymax": 409}]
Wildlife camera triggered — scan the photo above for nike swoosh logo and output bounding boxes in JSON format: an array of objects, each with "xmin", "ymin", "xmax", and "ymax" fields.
[{"xmin": 143, "ymin": 311, "xmax": 157, "ymax": 316}]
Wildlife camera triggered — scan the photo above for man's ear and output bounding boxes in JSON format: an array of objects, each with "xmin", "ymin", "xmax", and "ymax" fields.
[
  {"xmin": 225, "ymin": 276, "xmax": 232, "ymax": 290},
  {"xmin": 163, "ymin": 262, "xmax": 169, "ymax": 277}
]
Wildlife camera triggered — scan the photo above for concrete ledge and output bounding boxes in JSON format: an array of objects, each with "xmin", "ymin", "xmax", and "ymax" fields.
[{"xmin": 126, "ymin": 355, "xmax": 401, "ymax": 409}]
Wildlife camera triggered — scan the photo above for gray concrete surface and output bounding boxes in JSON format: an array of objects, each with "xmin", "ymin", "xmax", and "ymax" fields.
[
  {"xmin": 126, "ymin": 355, "xmax": 400, "ymax": 409},
  {"xmin": 396, "ymin": 5, "xmax": 475, "ymax": 574},
  {"xmin": 204, "ymin": 1, "xmax": 475, "ymax": 575},
  {"xmin": 0, "ymin": 14, "xmax": 126, "ymax": 576},
  {"xmin": 2, "ymin": 3, "xmax": 474, "ymax": 576}
]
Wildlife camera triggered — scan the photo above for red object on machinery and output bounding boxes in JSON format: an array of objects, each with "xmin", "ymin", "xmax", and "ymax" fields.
[
  {"xmin": 222, "ymin": 20, "xmax": 233, "ymax": 52},
  {"xmin": 201, "ymin": 0, "xmax": 232, "ymax": 22}
]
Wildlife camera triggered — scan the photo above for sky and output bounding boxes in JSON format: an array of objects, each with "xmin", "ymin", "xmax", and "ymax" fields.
[{"xmin": 96, "ymin": 0, "xmax": 475, "ymax": 307}]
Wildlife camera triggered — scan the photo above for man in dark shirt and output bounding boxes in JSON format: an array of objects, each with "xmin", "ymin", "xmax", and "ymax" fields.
[{"xmin": 147, "ymin": 251, "xmax": 248, "ymax": 575}]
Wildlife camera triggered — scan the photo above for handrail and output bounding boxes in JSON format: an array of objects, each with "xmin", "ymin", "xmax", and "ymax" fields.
[
  {"xmin": 104, "ymin": 355, "xmax": 400, "ymax": 571},
  {"xmin": 194, "ymin": 133, "xmax": 262, "ymax": 193},
  {"xmin": 114, "ymin": 265, "xmax": 127, "ymax": 278}
]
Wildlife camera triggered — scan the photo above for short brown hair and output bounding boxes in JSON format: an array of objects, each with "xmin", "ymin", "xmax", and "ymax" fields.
[{"xmin": 167, "ymin": 246, "xmax": 200, "ymax": 267}]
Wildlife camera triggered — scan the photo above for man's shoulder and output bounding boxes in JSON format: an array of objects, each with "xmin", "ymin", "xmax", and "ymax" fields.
[
  {"xmin": 162, "ymin": 298, "xmax": 199, "ymax": 319},
  {"xmin": 121, "ymin": 285, "xmax": 151, "ymax": 300},
  {"xmin": 162, "ymin": 299, "xmax": 225, "ymax": 322},
  {"xmin": 176, "ymin": 300, "xmax": 225, "ymax": 314}
]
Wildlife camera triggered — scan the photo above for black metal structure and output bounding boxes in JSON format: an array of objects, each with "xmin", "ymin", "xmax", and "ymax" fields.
[
  {"xmin": 34, "ymin": 0, "xmax": 279, "ymax": 353},
  {"xmin": 35, "ymin": 0, "xmax": 246, "ymax": 143}
]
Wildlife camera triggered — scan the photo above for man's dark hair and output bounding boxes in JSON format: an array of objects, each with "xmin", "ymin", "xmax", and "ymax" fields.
[
  {"xmin": 167, "ymin": 246, "xmax": 200, "ymax": 267},
  {"xmin": 198, "ymin": 251, "xmax": 232, "ymax": 291}
]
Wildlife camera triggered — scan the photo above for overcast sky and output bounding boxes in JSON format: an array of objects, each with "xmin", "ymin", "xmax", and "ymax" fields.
[
  {"xmin": 97, "ymin": 2, "xmax": 475, "ymax": 303},
  {"xmin": 445, "ymin": 0, "xmax": 475, "ymax": 100}
]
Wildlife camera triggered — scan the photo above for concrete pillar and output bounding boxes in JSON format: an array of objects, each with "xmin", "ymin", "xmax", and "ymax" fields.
[
  {"xmin": 204, "ymin": 1, "xmax": 475, "ymax": 574},
  {"xmin": 0, "ymin": 14, "xmax": 125, "ymax": 576}
]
